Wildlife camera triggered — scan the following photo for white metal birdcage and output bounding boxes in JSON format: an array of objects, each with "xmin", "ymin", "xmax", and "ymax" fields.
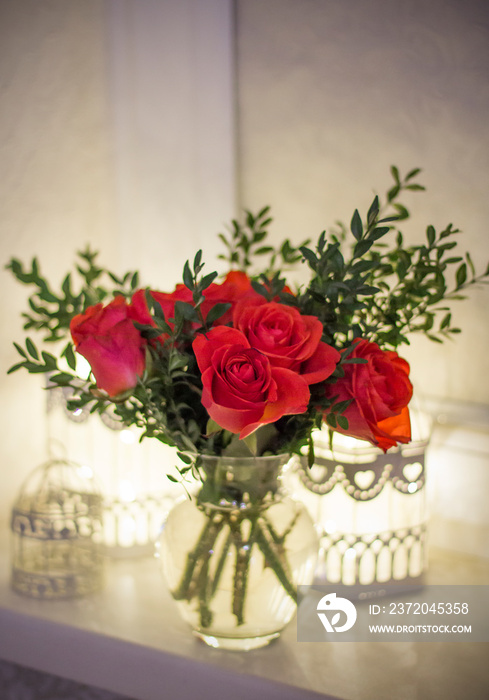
[{"xmin": 10, "ymin": 458, "xmax": 105, "ymax": 598}]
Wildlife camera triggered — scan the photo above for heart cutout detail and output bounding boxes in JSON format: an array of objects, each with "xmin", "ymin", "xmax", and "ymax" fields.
[
  {"xmin": 403, "ymin": 462, "xmax": 423, "ymax": 482},
  {"xmin": 353, "ymin": 469, "xmax": 375, "ymax": 490}
]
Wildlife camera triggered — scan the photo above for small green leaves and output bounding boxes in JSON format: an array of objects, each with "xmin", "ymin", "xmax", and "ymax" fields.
[
  {"xmin": 6, "ymin": 248, "xmax": 139, "ymax": 344},
  {"xmin": 8, "ymin": 338, "xmax": 67, "ymax": 377}
]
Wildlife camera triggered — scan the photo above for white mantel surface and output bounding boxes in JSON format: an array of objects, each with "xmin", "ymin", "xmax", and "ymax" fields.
[{"xmin": 0, "ymin": 527, "xmax": 488, "ymax": 700}]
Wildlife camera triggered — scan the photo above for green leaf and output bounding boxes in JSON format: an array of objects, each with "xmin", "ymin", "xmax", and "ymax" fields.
[
  {"xmin": 243, "ymin": 431, "xmax": 258, "ymax": 455},
  {"xmin": 326, "ymin": 412, "xmax": 337, "ymax": 428},
  {"xmin": 41, "ymin": 351, "xmax": 57, "ymax": 369},
  {"xmin": 174, "ymin": 300, "xmax": 199, "ymax": 322},
  {"xmin": 300, "ymin": 247, "xmax": 318, "ymax": 269},
  {"xmin": 367, "ymin": 196, "xmax": 379, "ymax": 226},
  {"xmin": 25, "ymin": 338, "xmax": 39, "ymax": 360},
  {"xmin": 183, "ymin": 260, "xmax": 193, "ymax": 290},
  {"xmin": 205, "ymin": 419, "xmax": 223, "ymax": 436},
  {"xmin": 405, "ymin": 167, "xmax": 421, "ymax": 180},
  {"xmin": 7, "ymin": 362, "xmax": 26, "ymax": 374},
  {"xmin": 257, "ymin": 205, "xmax": 271, "ymax": 219},
  {"xmin": 370, "ymin": 227, "xmax": 390, "ymax": 241},
  {"xmin": 353, "ymin": 239, "xmax": 374, "ymax": 258},
  {"xmin": 199, "ymin": 272, "xmax": 218, "ymax": 291},
  {"xmin": 205, "ymin": 302, "xmax": 231, "ymax": 325},
  {"xmin": 390, "ymin": 165, "xmax": 400, "ymax": 184},
  {"xmin": 387, "ymin": 185, "xmax": 400, "ymax": 202},
  {"xmin": 61, "ymin": 273, "xmax": 72, "ymax": 297},
  {"xmin": 356, "ymin": 285, "xmax": 380, "ymax": 296},
  {"xmin": 169, "ymin": 353, "xmax": 189, "ymax": 371},
  {"xmin": 333, "ymin": 399, "xmax": 352, "ymax": 413},
  {"xmin": 350, "ymin": 209, "xmax": 363, "ymax": 241},
  {"xmin": 13, "ymin": 342, "xmax": 27, "ymax": 359},
  {"xmin": 193, "ymin": 250, "xmax": 203, "ymax": 272},
  {"xmin": 456, "ymin": 263, "xmax": 467, "ymax": 288},
  {"xmin": 337, "ymin": 415, "xmax": 349, "ymax": 430},
  {"xmin": 393, "ymin": 203, "xmax": 409, "ymax": 220},
  {"xmin": 63, "ymin": 343, "xmax": 77, "ymax": 371},
  {"xmin": 440, "ymin": 312, "xmax": 451, "ymax": 330},
  {"xmin": 176, "ymin": 451, "xmax": 193, "ymax": 465},
  {"xmin": 50, "ymin": 372, "xmax": 75, "ymax": 385},
  {"xmin": 426, "ymin": 225, "xmax": 436, "ymax": 247}
]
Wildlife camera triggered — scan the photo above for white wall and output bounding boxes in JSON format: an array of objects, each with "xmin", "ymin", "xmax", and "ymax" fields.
[
  {"xmin": 0, "ymin": 0, "xmax": 236, "ymax": 523},
  {"xmin": 105, "ymin": 0, "xmax": 236, "ymax": 283}
]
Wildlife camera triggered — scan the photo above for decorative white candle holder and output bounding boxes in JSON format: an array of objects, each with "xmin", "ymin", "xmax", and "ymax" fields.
[{"xmin": 286, "ymin": 410, "xmax": 431, "ymax": 591}]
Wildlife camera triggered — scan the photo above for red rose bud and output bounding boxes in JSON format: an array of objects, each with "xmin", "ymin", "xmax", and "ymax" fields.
[
  {"xmin": 234, "ymin": 298, "xmax": 340, "ymax": 384},
  {"xmin": 192, "ymin": 326, "xmax": 310, "ymax": 439},
  {"xmin": 324, "ymin": 338, "xmax": 413, "ymax": 452},
  {"xmin": 70, "ymin": 296, "xmax": 146, "ymax": 398}
]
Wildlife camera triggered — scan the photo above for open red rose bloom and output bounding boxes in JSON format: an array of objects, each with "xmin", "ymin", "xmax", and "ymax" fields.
[
  {"xmin": 70, "ymin": 296, "xmax": 147, "ymax": 398},
  {"xmin": 323, "ymin": 338, "xmax": 413, "ymax": 451},
  {"xmin": 193, "ymin": 326, "xmax": 312, "ymax": 438}
]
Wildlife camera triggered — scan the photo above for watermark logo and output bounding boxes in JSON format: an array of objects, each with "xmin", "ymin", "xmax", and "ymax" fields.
[
  {"xmin": 316, "ymin": 592, "xmax": 357, "ymax": 633},
  {"xmin": 299, "ymin": 585, "xmax": 489, "ymax": 642}
]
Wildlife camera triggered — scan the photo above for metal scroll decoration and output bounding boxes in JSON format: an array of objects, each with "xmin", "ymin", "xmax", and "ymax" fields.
[
  {"xmin": 290, "ymin": 424, "xmax": 429, "ymax": 590},
  {"xmin": 10, "ymin": 458, "xmax": 104, "ymax": 599}
]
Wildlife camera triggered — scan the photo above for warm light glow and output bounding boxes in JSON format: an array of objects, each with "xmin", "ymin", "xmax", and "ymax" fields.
[
  {"xmin": 75, "ymin": 355, "xmax": 92, "ymax": 378},
  {"xmin": 119, "ymin": 479, "xmax": 136, "ymax": 503},
  {"xmin": 77, "ymin": 464, "xmax": 94, "ymax": 479},
  {"xmin": 119, "ymin": 429, "xmax": 136, "ymax": 445},
  {"xmin": 323, "ymin": 519, "xmax": 337, "ymax": 534}
]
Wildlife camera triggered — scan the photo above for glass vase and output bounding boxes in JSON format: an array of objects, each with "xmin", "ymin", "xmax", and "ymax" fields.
[{"xmin": 157, "ymin": 453, "xmax": 318, "ymax": 650}]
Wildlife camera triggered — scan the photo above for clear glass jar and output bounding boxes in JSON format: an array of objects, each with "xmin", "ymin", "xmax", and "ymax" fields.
[{"xmin": 157, "ymin": 453, "xmax": 318, "ymax": 650}]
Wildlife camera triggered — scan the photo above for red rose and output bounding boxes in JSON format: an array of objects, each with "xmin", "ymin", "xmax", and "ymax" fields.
[
  {"xmin": 70, "ymin": 296, "xmax": 146, "ymax": 398},
  {"xmin": 192, "ymin": 326, "xmax": 310, "ymax": 439},
  {"xmin": 324, "ymin": 338, "xmax": 412, "ymax": 451},
  {"xmin": 233, "ymin": 298, "xmax": 340, "ymax": 384}
]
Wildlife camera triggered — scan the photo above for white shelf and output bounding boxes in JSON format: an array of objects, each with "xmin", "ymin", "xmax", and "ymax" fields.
[{"xmin": 0, "ymin": 527, "xmax": 488, "ymax": 700}]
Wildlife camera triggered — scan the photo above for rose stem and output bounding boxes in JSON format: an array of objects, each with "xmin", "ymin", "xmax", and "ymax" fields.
[
  {"xmin": 230, "ymin": 516, "xmax": 258, "ymax": 626},
  {"xmin": 171, "ymin": 512, "xmax": 224, "ymax": 601},
  {"xmin": 255, "ymin": 517, "xmax": 297, "ymax": 602}
]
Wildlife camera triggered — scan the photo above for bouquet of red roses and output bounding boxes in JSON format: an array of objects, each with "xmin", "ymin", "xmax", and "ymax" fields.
[{"xmin": 8, "ymin": 167, "xmax": 488, "ymax": 477}]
